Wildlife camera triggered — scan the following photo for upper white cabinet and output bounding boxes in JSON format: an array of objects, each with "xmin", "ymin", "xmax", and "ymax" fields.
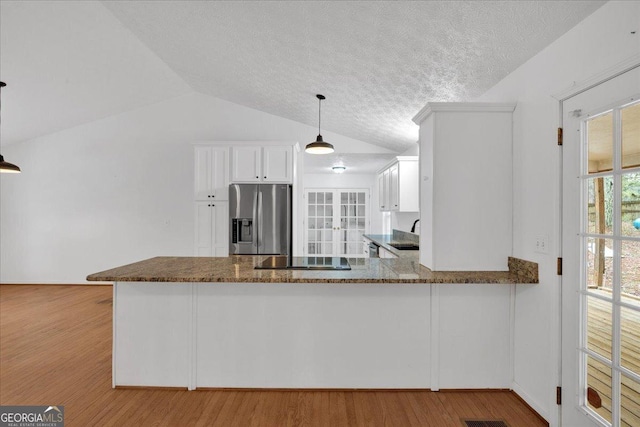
[
  {"xmin": 231, "ymin": 145, "xmax": 293, "ymax": 183},
  {"xmin": 231, "ymin": 146, "xmax": 262, "ymax": 182},
  {"xmin": 378, "ymin": 170, "xmax": 389, "ymax": 210},
  {"xmin": 412, "ymin": 102, "xmax": 515, "ymax": 271},
  {"xmin": 194, "ymin": 146, "xmax": 229, "ymax": 200},
  {"xmin": 262, "ymin": 146, "xmax": 293, "ymax": 182},
  {"xmin": 378, "ymin": 157, "xmax": 419, "ymax": 212}
]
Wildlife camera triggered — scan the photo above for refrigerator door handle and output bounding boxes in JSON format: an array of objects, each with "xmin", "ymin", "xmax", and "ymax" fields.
[
  {"xmin": 252, "ymin": 189, "xmax": 259, "ymax": 250},
  {"xmin": 257, "ymin": 190, "xmax": 263, "ymax": 250}
]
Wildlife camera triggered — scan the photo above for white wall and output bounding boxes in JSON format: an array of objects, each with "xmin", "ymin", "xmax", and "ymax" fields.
[
  {"xmin": 0, "ymin": 92, "xmax": 387, "ymax": 283},
  {"xmin": 474, "ymin": 2, "xmax": 640, "ymax": 425},
  {"xmin": 303, "ymin": 173, "xmax": 383, "ymax": 235}
]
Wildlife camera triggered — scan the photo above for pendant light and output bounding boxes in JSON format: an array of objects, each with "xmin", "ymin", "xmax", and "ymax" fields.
[
  {"xmin": 305, "ymin": 94, "xmax": 334, "ymax": 154},
  {"xmin": 0, "ymin": 82, "xmax": 21, "ymax": 173}
]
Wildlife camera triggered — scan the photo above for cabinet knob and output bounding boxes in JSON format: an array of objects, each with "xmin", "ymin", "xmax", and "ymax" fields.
[
  {"xmin": 207, "ymin": 195, "xmax": 210, "ymax": 198},
  {"xmin": 264, "ymin": 176, "xmax": 267, "ymax": 179},
  {"xmin": 211, "ymin": 195, "xmax": 215, "ymax": 198},
  {"xmin": 208, "ymin": 204, "xmax": 215, "ymax": 207},
  {"xmin": 256, "ymin": 176, "xmax": 259, "ymax": 179}
]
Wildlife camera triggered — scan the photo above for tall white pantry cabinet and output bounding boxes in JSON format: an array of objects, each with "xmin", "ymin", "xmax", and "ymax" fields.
[
  {"xmin": 194, "ymin": 143, "xmax": 296, "ymax": 257},
  {"xmin": 194, "ymin": 145, "xmax": 230, "ymax": 257}
]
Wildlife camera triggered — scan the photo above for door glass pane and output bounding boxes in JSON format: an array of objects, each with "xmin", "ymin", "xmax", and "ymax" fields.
[
  {"xmin": 587, "ymin": 295, "xmax": 612, "ymax": 361},
  {"xmin": 588, "ymin": 111, "xmax": 613, "ymax": 173},
  {"xmin": 621, "ymin": 101, "xmax": 640, "ymax": 170},
  {"xmin": 587, "ymin": 176, "xmax": 613, "ymax": 235},
  {"xmin": 621, "ymin": 305, "xmax": 640, "ymax": 377},
  {"xmin": 586, "ymin": 355, "xmax": 612, "ymax": 424},
  {"xmin": 621, "ymin": 240, "xmax": 640, "ymax": 297},
  {"xmin": 587, "ymin": 238, "xmax": 614, "ymax": 290},
  {"xmin": 621, "ymin": 374, "xmax": 640, "ymax": 427},
  {"xmin": 621, "ymin": 173, "xmax": 640, "ymax": 238},
  {"xmin": 338, "ymin": 191, "xmax": 367, "ymax": 256}
]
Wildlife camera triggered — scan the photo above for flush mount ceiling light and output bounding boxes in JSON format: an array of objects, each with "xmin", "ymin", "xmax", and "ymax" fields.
[
  {"xmin": 305, "ymin": 94, "xmax": 334, "ymax": 155},
  {"xmin": 332, "ymin": 166, "xmax": 346, "ymax": 174},
  {"xmin": 0, "ymin": 82, "xmax": 20, "ymax": 174}
]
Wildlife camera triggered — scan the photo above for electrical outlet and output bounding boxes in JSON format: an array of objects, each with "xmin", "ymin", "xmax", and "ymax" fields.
[{"xmin": 535, "ymin": 234, "xmax": 549, "ymax": 254}]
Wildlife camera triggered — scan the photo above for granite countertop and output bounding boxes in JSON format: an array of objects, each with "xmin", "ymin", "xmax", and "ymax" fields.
[
  {"xmin": 363, "ymin": 234, "xmax": 419, "ymax": 258},
  {"xmin": 86, "ymin": 256, "xmax": 538, "ymax": 284}
]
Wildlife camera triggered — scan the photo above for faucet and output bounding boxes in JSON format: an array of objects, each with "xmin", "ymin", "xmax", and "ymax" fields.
[{"xmin": 411, "ymin": 219, "xmax": 420, "ymax": 233}]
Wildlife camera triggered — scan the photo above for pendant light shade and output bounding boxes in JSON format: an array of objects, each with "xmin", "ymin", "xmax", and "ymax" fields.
[
  {"xmin": 0, "ymin": 155, "xmax": 21, "ymax": 173},
  {"xmin": 0, "ymin": 82, "xmax": 20, "ymax": 174},
  {"xmin": 305, "ymin": 94, "xmax": 334, "ymax": 155}
]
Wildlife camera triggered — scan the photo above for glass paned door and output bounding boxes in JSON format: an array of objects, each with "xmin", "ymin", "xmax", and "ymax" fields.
[
  {"xmin": 306, "ymin": 190, "xmax": 334, "ymax": 256},
  {"xmin": 562, "ymin": 66, "xmax": 640, "ymax": 427},
  {"xmin": 338, "ymin": 191, "xmax": 367, "ymax": 256},
  {"xmin": 305, "ymin": 189, "xmax": 369, "ymax": 257}
]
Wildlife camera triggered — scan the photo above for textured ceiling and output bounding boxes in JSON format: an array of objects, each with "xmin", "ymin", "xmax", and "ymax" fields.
[
  {"xmin": 304, "ymin": 153, "xmax": 397, "ymax": 175},
  {"xmin": 103, "ymin": 0, "xmax": 605, "ymax": 152}
]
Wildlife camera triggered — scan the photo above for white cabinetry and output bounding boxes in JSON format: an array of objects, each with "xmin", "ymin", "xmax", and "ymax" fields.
[
  {"xmin": 194, "ymin": 201, "xmax": 229, "ymax": 257},
  {"xmin": 194, "ymin": 146, "xmax": 229, "ymax": 200},
  {"xmin": 362, "ymin": 237, "xmax": 371, "ymax": 257},
  {"xmin": 377, "ymin": 157, "xmax": 418, "ymax": 212},
  {"xmin": 231, "ymin": 146, "xmax": 261, "ymax": 182},
  {"xmin": 378, "ymin": 246, "xmax": 398, "ymax": 259},
  {"xmin": 231, "ymin": 145, "xmax": 293, "ymax": 183},
  {"xmin": 262, "ymin": 146, "xmax": 293, "ymax": 182},
  {"xmin": 412, "ymin": 102, "xmax": 515, "ymax": 271},
  {"xmin": 378, "ymin": 170, "xmax": 389, "ymax": 210}
]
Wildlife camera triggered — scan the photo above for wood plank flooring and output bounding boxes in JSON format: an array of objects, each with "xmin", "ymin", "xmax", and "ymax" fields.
[
  {"xmin": 586, "ymin": 292, "xmax": 640, "ymax": 427},
  {"xmin": 0, "ymin": 284, "xmax": 547, "ymax": 427}
]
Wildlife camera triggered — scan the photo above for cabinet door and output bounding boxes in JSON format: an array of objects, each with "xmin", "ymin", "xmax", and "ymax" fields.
[
  {"xmin": 379, "ymin": 246, "xmax": 398, "ymax": 259},
  {"xmin": 231, "ymin": 146, "xmax": 261, "ymax": 182},
  {"xmin": 195, "ymin": 146, "xmax": 229, "ymax": 200},
  {"xmin": 194, "ymin": 146, "xmax": 213, "ymax": 200},
  {"xmin": 389, "ymin": 163, "xmax": 399, "ymax": 211},
  {"xmin": 211, "ymin": 147, "xmax": 229, "ymax": 200},
  {"xmin": 195, "ymin": 202, "xmax": 229, "ymax": 257},
  {"xmin": 195, "ymin": 202, "xmax": 214, "ymax": 256},
  {"xmin": 379, "ymin": 169, "xmax": 390, "ymax": 211},
  {"xmin": 262, "ymin": 146, "xmax": 293, "ymax": 182},
  {"xmin": 213, "ymin": 202, "xmax": 229, "ymax": 257},
  {"xmin": 378, "ymin": 173, "xmax": 386, "ymax": 210}
]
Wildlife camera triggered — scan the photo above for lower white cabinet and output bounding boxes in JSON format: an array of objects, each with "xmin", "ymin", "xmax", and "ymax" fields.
[
  {"xmin": 194, "ymin": 201, "xmax": 229, "ymax": 256},
  {"xmin": 362, "ymin": 238, "xmax": 371, "ymax": 257},
  {"xmin": 379, "ymin": 246, "xmax": 398, "ymax": 259}
]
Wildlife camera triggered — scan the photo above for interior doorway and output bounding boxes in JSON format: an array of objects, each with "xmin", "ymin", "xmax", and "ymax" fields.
[{"xmin": 304, "ymin": 189, "xmax": 369, "ymax": 257}]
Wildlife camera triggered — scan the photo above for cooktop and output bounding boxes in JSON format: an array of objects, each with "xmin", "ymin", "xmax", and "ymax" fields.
[{"xmin": 255, "ymin": 256, "xmax": 351, "ymax": 270}]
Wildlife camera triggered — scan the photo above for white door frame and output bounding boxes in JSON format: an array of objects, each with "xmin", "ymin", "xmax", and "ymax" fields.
[{"xmin": 558, "ymin": 60, "xmax": 640, "ymax": 427}]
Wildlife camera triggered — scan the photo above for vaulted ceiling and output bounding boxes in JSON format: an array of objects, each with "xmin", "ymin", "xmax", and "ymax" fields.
[{"xmin": 1, "ymin": 1, "xmax": 605, "ymax": 151}]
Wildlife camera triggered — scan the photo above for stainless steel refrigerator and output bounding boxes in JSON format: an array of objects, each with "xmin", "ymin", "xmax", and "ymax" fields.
[{"xmin": 229, "ymin": 184, "xmax": 292, "ymax": 255}]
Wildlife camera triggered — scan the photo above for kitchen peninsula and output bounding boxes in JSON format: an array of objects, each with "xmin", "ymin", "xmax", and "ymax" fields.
[{"xmin": 88, "ymin": 256, "xmax": 537, "ymax": 391}]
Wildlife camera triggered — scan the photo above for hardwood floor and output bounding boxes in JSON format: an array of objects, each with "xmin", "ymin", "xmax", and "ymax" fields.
[
  {"xmin": 0, "ymin": 285, "xmax": 547, "ymax": 427},
  {"xmin": 586, "ymin": 292, "xmax": 640, "ymax": 427}
]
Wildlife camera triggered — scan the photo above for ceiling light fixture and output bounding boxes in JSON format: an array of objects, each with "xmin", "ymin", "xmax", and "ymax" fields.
[
  {"xmin": 0, "ymin": 82, "xmax": 20, "ymax": 174},
  {"xmin": 305, "ymin": 94, "xmax": 334, "ymax": 155},
  {"xmin": 332, "ymin": 166, "xmax": 346, "ymax": 174}
]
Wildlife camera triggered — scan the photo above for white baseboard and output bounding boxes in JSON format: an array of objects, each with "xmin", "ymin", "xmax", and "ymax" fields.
[{"xmin": 512, "ymin": 380, "xmax": 550, "ymax": 424}]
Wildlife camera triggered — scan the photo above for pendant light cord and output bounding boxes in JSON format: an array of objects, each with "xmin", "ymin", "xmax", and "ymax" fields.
[{"xmin": 318, "ymin": 97, "xmax": 321, "ymax": 135}]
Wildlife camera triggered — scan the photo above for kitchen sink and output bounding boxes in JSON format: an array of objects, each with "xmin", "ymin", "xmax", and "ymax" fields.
[{"xmin": 389, "ymin": 243, "xmax": 419, "ymax": 250}]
